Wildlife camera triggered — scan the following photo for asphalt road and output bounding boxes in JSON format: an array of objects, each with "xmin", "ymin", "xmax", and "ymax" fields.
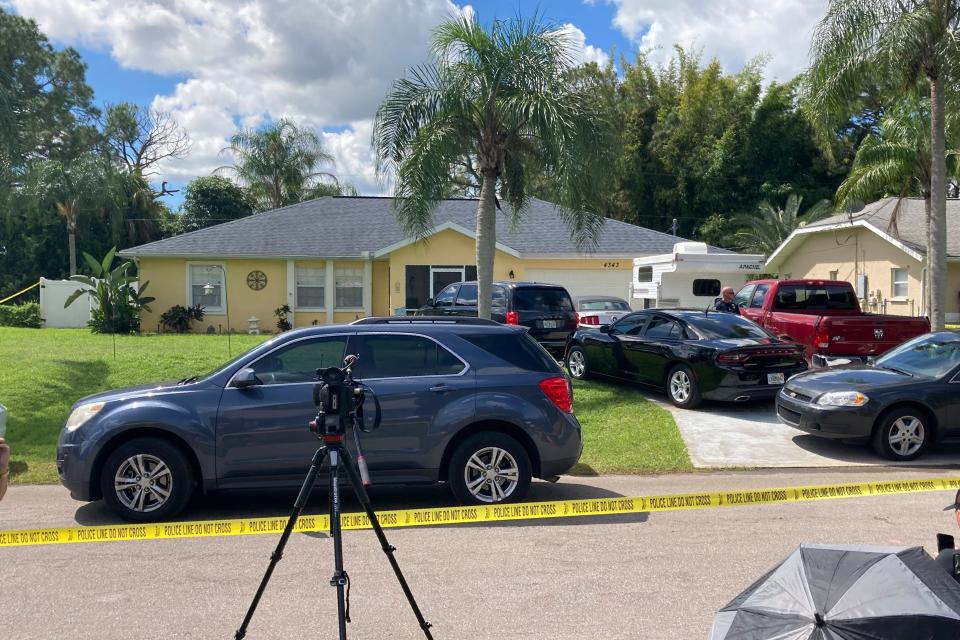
[{"xmin": 3, "ymin": 468, "xmax": 960, "ymax": 640}]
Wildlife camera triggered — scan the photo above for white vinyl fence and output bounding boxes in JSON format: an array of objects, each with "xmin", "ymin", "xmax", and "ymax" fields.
[{"xmin": 39, "ymin": 278, "xmax": 93, "ymax": 328}]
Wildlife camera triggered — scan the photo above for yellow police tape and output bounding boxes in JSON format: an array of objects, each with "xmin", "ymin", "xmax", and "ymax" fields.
[
  {"xmin": 0, "ymin": 281, "xmax": 39, "ymax": 305},
  {"xmin": 3, "ymin": 476, "xmax": 959, "ymax": 548}
]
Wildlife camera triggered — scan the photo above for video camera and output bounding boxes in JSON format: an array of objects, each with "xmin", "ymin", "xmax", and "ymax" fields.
[{"xmin": 310, "ymin": 355, "xmax": 367, "ymax": 438}]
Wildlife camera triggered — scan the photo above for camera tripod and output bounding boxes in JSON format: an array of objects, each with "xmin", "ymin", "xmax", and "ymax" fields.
[{"xmin": 234, "ymin": 435, "xmax": 434, "ymax": 640}]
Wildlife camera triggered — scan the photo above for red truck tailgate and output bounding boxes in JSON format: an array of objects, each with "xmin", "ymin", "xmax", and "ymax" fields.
[{"xmin": 819, "ymin": 315, "xmax": 931, "ymax": 357}]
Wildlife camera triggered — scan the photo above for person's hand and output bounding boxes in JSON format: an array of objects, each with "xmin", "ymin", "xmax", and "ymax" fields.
[{"xmin": 0, "ymin": 438, "xmax": 9, "ymax": 473}]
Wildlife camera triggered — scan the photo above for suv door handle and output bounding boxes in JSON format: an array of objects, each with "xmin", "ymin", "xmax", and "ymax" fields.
[{"xmin": 429, "ymin": 384, "xmax": 450, "ymax": 393}]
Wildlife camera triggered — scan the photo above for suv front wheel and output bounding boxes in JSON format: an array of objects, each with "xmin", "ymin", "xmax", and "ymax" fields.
[
  {"xmin": 100, "ymin": 438, "xmax": 194, "ymax": 522},
  {"xmin": 448, "ymin": 432, "xmax": 532, "ymax": 504}
]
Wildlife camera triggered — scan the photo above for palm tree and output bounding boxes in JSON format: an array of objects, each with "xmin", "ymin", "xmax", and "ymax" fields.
[
  {"xmin": 728, "ymin": 195, "xmax": 833, "ymax": 254},
  {"xmin": 221, "ymin": 118, "xmax": 340, "ymax": 211},
  {"xmin": 807, "ymin": 0, "xmax": 960, "ymax": 330},
  {"xmin": 835, "ymin": 97, "xmax": 960, "ymax": 315},
  {"xmin": 28, "ymin": 153, "xmax": 107, "ymax": 275},
  {"xmin": 374, "ymin": 14, "xmax": 616, "ymax": 319}
]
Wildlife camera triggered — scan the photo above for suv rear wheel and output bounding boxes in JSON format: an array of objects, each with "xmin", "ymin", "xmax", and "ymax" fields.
[
  {"xmin": 448, "ymin": 432, "xmax": 531, "ymax": 504},
  {"xmin": 100, "ymin": 438, "xmax": 193, "ymax": 522}
]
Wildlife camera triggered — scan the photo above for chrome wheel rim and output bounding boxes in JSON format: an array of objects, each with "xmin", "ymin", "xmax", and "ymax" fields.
[
  {"xmin": 670, "ymin": 370, "xmax": 691, "ymax": 403},
  {"xmin": 888, "ymin": 416, "xmax": 925, "ymax": 457},
  {"xmin": 114, "ymin": 454, "xmax": 173, "ymax": 513},
  {"xmin": 568, "ymin": 350, "xmax": 586, "ymax": 378},
  {"xmin": 464, "ymin": 447, "xmax": 519, "ymax": 503}
]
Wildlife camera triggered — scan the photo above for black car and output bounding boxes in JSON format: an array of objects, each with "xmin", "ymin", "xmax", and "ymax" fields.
[
  {"xmin": 776, "ymin": 331, "xmax": 960, "ymax": 461},
  {"xmin": 57, "ymin": 318, "xmax": 582, "ymax": 521},
  {"xmin": 415, "ymin": 281, "xmax": 577, "ymax": 354},
  {"xmin": 565, "ymin": 309, "xmax": 807, "ymax": 408}
]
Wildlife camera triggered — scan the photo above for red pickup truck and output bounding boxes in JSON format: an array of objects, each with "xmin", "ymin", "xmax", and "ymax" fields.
[{"xmin": 735, "ymin": 279, "xmax": 930, "ymax": 366}]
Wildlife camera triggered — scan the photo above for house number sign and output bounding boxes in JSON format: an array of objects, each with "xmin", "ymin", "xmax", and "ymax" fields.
[{"xmin": 246, "ymin": 270, "xmax": 268, "ymax": 291}]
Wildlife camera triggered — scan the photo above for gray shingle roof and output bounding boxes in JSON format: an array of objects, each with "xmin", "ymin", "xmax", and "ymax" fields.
[
  {"xmin": 119, "ymin": 196, "xmax": 730, "ymax": 258},
  {"xmin": 804, "ymin": 196, "xmax": 960, "ymax": 257}
]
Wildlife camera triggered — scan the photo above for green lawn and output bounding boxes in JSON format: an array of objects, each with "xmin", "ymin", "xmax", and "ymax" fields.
[{"xmin": 0, "ymin": 328, "xmax": 690, "ymax": 484}]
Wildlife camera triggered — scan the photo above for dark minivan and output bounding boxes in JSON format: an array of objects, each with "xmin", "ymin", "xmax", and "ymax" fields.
[
  {"xmin": 57, "ymin": 319, "xmax": 582, "ymax": 521},
  {"xmin": 415, "ymin": 281, "xmax": 577, "ymax": 355}
]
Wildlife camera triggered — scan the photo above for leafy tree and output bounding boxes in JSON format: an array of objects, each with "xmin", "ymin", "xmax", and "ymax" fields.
[
  {"xmin": 221, "ymin": 118, "xmax": 342, "ymax": 211},
  {"xmin": 807, "ymin": 0, "xmax": 960, "ymax": 329},
  {"xmin": 727, "ymin": 195, "xmax": 833, "ymax": 254},
  {"xmin": 374, "ymin": 14, "xmax": 616, "ymax": 319},
  {"xmin": 64, "ymin": 247, "xmax": 155, "ymax": 334},
  {"xmin": 174, "ymin": 175, "xmax": 253, "ymax": 234},
  {"xmin": 695, "ymin": 213, "xmax": 736, "ymax": 248}
]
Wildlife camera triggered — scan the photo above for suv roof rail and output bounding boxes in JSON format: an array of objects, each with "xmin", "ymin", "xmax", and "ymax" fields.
[{"xmin": 352, "ymin": 316, "xmax": 502, "ymax": 326}]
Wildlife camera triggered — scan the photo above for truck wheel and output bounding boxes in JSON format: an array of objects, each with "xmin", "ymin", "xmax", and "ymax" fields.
[
  {"xmin": 448, "ymin": 432, "xmax": 531, "ymax": 505},
  {"xmin": 100, "ymin": 438, "xmax": 193, "ymax": 522},
  {"xmin": 872, "ymin": 408, "xmax": 929, "ymax": 461},
  {"xmin": 566, "ymin": 346, "xmax": 591, "ymax": 380},
  {"xmin": 667, "ymin": 365, "xmax": 702, "ymax": 409}
]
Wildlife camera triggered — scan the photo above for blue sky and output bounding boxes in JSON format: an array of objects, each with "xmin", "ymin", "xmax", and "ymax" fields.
[{"xmin": 11, "ymin": 0, "xmax": 826, "ymax": 208}]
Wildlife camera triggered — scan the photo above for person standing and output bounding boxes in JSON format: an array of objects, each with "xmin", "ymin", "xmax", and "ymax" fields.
[{"xmin": 713, "ymin": 287, "xmax": 741, "ymax": 313}]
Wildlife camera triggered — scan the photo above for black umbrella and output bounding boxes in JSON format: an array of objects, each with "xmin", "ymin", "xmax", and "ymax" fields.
[{"xmin": 710, "ymin": 544, "xmax": 960, "ymax": 640}]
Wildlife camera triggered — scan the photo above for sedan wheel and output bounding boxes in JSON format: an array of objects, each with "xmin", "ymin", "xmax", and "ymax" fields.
[
  {"xmin": 873, "ymin": 409, "xmax": 928, "ymax": 461},
  {"xmin": 566, "ymin": 346, "xmax": 589, "ymax": 379},
  {"xmin": 101, "ymin": 438, "xmax": 193, "ymax": 521},
  {"xmin": 449, "ymin": 433, "xmax": 531, "ymax": 505},
  {"xmin": 667, "ymin": 365, "xmax": 702, "ymax": 409}
]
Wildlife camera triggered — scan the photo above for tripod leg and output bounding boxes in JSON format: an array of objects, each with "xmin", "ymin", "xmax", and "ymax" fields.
[
  {"xmin": 234, "ymin": 447, "xmax": 327, "ymax": 640},
  {"xmin": 339, "ymin": 447, "xmax": 434, "ymax": 639},
  {"xmin": 328, "ymin": 447, "xmax": 349, "ymax": 640}
]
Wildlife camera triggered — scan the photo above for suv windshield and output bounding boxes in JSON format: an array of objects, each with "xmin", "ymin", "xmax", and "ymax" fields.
[
  {"xmin": 684, "ymin": 313, "xmax": 773, "ymax": 340},
  {"xmin": 514, "ymin": 288, "xmax": 574, "ymax": 312},
  {"xmin": 874, "ymin": 333, "xmax": 960, "ymax": 378},
  {"xmin": 773, "ymin": 284, "xmax": 857, "ymax": 310}
]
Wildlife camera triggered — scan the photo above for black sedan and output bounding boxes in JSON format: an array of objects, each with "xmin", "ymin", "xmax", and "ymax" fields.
[
  {"xmin": 565, "ymin": 309, "xmax": 807, "ymax": 408},
  {"xmin": 776, "ymin": 331, "xmax": 960, "ymax": 461}
]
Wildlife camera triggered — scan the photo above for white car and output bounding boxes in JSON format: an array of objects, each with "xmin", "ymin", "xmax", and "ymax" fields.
[{"xmin": 574, "ymin": 296, "xmax": 632, "ymax": 327}]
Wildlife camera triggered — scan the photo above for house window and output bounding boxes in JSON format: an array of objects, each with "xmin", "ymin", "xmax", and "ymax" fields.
[
  {"xmin": 637, "ymin": 266, "xmax": 653, "ymax": 283},
  {"xmin": 335, "ymin": 266, "xmax": 363, "ymax": 308},
  {"xmin": 189, "ymin": 264, "xmax": 225, "ymax": 313},
  {"xmin": 829, "ymin": 270, "xmax": 838, "ymax": 280},
  {"xmin": 891, "ymin": 268, "xmax": 908, "ymax": 298},
  {"xmin": 295, "ymin": 266, "xmax": 325, "ymax": 309}
]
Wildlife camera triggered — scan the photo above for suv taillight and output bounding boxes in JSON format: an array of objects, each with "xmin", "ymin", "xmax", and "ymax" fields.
[
  {"xmin": 815, "ymin": 327, "xmax": 830, "ymax": 350},
  {"xmin": 506, "ymin": 311, "xmax": 519, "ymax": 325},
  {"xmin": 539, "ymin": 376, "xmax": 573, "ymax": 413}
]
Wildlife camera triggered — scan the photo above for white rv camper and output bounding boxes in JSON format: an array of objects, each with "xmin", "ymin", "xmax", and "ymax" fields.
[{"xmin": 631, "ymin": 242, "xmax": 765, "ymax": 309}]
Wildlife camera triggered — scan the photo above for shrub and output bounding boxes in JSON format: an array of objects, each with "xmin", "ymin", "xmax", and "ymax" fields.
[
  {"xmin": 274, "ymin": 304, "xmax": 292, "ymax": 332},
  {"xmin": 65, "ymin": 247, "xmax": 155, "ymax": 334},
  {"xmin": 0, "ymin": 302, "xmax": 41, "ymax": 328},
  {"xmin": 160, "ymin": 304, "xmax": 205, "ymax": 333}
]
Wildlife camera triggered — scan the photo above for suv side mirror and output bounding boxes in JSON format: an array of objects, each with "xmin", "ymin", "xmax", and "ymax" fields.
[
  {"xmin": 233, "ymin": 367, "xmax": 261, "ymax": 388},
  {"xmin": 599, "ymin": 325, "xmax": 611, "ymax": 334}
]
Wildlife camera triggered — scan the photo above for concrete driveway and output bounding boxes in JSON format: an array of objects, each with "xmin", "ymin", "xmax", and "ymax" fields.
[{"xmin": 646, "ymin": 394, "xmax": 960, "ymax": 469}]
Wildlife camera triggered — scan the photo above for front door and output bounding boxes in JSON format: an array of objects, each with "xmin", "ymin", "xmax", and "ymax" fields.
[
  {"xmin": 431, "ymin": 266, "xmax": 465, "ymax": 297},
  {"xmin": 215, "ymin": 334, "xmax": 351, "ymax": 487}
]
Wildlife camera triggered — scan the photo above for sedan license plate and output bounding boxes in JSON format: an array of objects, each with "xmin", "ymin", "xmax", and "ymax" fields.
[
  {"xmin": 542, "ymin": 320, "xmax": 559, "ymax": 329},
  {"xmin": 767, "ymin": 373, "xmax": 785, "ymax": 385}
]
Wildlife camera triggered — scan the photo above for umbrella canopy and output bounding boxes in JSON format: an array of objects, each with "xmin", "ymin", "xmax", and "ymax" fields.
[{"xmin": 710, "ymin": 543, "xmax": 960, "ymax": 640}]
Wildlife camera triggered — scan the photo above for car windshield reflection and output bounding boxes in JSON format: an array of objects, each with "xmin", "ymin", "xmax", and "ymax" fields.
[{"xmin": 874, "ymin": 333, "xmax": 960, "ymax": 378}]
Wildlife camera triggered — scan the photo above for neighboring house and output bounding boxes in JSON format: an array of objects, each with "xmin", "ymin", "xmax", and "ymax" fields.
[
  {"xmin": 119, "ymin": 196, "xmax": 721, "ymax": 332},
  {"xmin": 765, "ymin": 197, "xmax": 960, "ymax": 321}
]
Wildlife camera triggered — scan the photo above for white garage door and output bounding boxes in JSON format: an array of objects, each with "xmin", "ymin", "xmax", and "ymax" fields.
[{"xmin": 524, "ymin": 268, "xmax": 632, "ymax": 301}]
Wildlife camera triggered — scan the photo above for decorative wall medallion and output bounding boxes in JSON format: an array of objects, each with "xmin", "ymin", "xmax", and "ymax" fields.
[{"xmin": 246, "ymin": 270, "xmax": 268, "ymax": 291}]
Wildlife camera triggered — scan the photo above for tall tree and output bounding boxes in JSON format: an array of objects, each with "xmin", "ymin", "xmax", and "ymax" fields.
[
  {"xmin": 727, "ymin": 194, "xmax": 833, "ymax": 254},
  {"xmin": 222, "ymin": 118, "xmax": 340, "ymax": 211},
  {"xmin": 374, "ymin": 14, "xmax": 616, "ymax": 319},
  {"xmin": 807, "ymin": 0, "xmax": 960, "ymax": 330},
  {"xmin": 101, "ymin": 102, "xmax": 190, "ymax": 181},
  {"xmin": 174, "ymin": 175, "xmax": 253, "ymax": 234}
]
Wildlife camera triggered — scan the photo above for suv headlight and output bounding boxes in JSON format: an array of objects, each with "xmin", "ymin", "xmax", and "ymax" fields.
[
  {"xmin": 64, "ymin": 402, "xmax": 105, "ymax": 432},
  {"xmin": 816, "ymin": 391, "xmax": 869, "ymax": 407}
]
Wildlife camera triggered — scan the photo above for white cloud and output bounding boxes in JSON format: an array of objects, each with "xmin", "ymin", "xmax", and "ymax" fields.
[
  {"xmin": 607, "ymin": 0, "xmax": 828, "ymax": 81},
  {"xmin": 11, "ymin": 0, "xmax": 608, "ymax": 197},
  {"xmin": 560, "ymin": 23, "xmax": 610, "ymax": 68}
]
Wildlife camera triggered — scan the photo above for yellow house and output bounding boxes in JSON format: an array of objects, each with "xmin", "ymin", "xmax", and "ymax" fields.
[
  {"xmin": 766, "ymin": 197, "xmax": 960, "ymax": 321},
  {"xmin": 119, "ymin": 196, "xmax": 700, "ymax": 333}
]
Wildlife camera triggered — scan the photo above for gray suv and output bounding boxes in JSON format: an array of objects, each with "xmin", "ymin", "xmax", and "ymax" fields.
[{"xmin": 57, "ymin": 318, "xmax": 582, "ymax": 521}]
